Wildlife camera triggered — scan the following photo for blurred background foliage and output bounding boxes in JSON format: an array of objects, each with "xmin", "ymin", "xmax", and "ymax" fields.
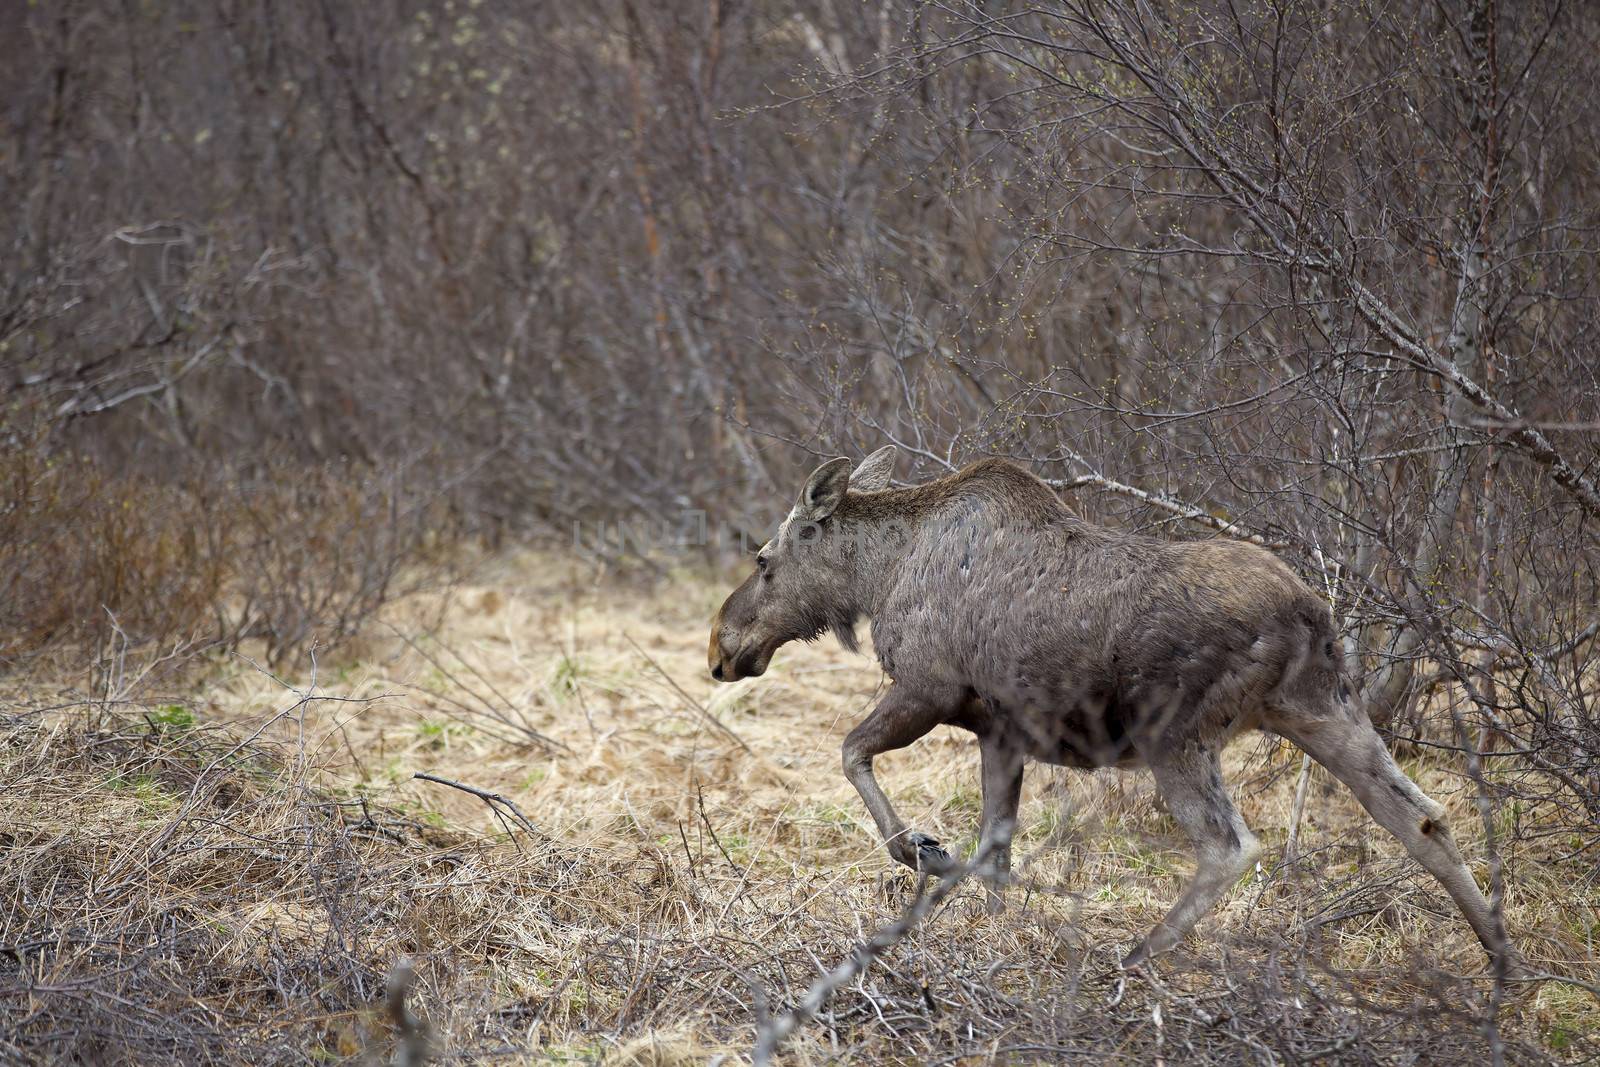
[{"xmin": 2, "ymin": 0, "xmax": 1596, "ymax": 754}]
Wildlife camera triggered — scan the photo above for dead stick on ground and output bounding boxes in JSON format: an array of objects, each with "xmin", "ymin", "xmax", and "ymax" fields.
[
  {"xmin": 414, "ymin": 772, "xmax": 541, "ymax": 839},
  {"xmin": 625, "ymin": 634, "xmax": 754, "ymax": 755}
]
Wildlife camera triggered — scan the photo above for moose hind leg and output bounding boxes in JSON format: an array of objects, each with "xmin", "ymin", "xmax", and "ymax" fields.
[
  {"xmin": 1275, "ymin": 707, "xmax": 1511, "ymax": 964},
  {"xmin": 1124, "ymin": 744, "xmax": 1260, "ymax": 969}
]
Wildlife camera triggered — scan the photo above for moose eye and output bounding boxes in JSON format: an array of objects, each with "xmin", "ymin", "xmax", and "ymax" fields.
[{"xmin": 756, "ymin": 554, "xmax": 770, "ymax": 576}]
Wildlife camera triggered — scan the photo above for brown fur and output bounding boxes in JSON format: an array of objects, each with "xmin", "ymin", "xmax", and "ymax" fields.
[{"xmin": 708, "ymin": 448, "xmax": 1516, "ymax": 969}]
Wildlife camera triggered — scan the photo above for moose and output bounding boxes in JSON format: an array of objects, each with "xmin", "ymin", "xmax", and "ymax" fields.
[{"xmin": 708, "ymin": 446, "xmax": 1515, "ymax": 970}]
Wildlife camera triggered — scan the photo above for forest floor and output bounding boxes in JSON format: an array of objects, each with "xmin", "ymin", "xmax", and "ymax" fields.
[{"xmin": 2, "ymin": 550, "xmax": 1597, "ymax": 1065}]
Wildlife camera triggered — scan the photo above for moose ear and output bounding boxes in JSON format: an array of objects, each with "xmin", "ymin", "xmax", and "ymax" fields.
[
  {"xmin": 795, "ymin": 457, "xmax": 853, "ymax": 522},
  {"xmin": 849, "ymin": 445, "xmax": 897, "ymax": 493}
]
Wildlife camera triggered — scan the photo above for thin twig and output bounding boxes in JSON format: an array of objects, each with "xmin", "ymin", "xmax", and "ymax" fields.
[
  {"xmin": 413, "ymin": 772, "xmax": 541, "ymax": 839},
  {"xmin": 625, "ymin": 634, "xmax": 753, "ymax": 755},
  {"xmin": 387, "ymin": 623, "xmax": 570, "ymax": 754},
  {"xmin": 1283, "ymin": 754, "xmax": 1313, "ymax": 869}
]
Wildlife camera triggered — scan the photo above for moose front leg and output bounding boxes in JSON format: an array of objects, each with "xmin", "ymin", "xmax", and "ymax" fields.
[
  {"xmin": 842, "ymin": 685, "xmax": 960, "ymax": 874},
  {"xmin": 976, "ymin": 735, "xmax": 1024, "ymax": 911}
]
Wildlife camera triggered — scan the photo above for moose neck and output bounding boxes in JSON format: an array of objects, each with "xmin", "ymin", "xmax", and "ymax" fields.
[{"xmin": 822, "ymin": 490, "xmax": 933, "ymax": 620}]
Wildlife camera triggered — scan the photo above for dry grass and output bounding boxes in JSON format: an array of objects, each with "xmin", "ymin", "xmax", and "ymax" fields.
[{"xmin": 2, "ymin": 551, "xmax": 1596, "ymax": 1064}]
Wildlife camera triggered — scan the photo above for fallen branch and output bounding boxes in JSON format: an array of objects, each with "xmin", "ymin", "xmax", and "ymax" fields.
[{"xmin": 413, "ymin": 772, "xmax": 541, "ymax": 846}]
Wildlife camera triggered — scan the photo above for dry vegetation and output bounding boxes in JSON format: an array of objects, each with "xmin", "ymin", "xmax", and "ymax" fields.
[
  {"xmin": 5, "ymin": 1, "xmax": 1600, "ymax": 1061},
  {"xmin": 3, "ymin": 552, "xmax": 1595, "ymax": 1065}
]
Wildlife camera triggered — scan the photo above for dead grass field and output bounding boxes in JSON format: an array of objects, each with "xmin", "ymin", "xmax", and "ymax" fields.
[{"xmin": 3, "ymin": 551, "xmax": 1597, "ymax": 1064}]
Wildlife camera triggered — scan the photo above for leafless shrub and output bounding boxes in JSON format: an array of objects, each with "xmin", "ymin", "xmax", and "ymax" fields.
[
  {"xmin": 226, "ymin": 464, "xmax": 452, "ymax": 665},
  {"xmin": 0, "ymin": 445, "xmax": 446, "ymax": 671},
  {"xmin": 0, "ymin": 442, "xmax": 229, "ymax": 667}
]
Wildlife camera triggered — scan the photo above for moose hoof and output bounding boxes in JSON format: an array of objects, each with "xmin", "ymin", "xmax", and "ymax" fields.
[
  {"xmin": 904, "ymin": 832, "xmax": 951, "ymax": 874},
  {"xmin": 1496, "ymin": 951, "xmax": 1538, "ymax": 985},
  {"xmin": 1118, "ymin": 944, "xmax": 1150, "ymax": 972}
]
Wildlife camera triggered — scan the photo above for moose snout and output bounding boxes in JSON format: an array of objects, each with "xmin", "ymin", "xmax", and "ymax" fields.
[
  {"xmin": 708, "ymin": 596, "xmax": 769, "ymax": 682},
  {"xmin": 708, "ymin": 638, "xmax": 748, "ymax": 683},
  {"xmin": 708, "ymin": 604, "xmax": 727, "ymax": 682},
  {"xmin": 708, "ymin": 629, "xmax": 764, "ymax": 683}
]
